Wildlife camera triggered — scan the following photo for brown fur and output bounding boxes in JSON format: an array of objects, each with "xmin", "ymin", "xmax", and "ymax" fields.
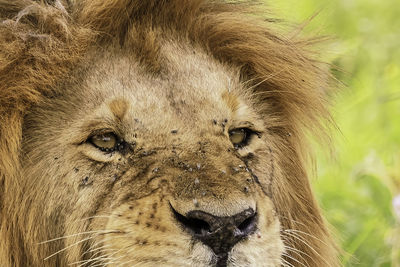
[{"xmin": 0, "ymin": 0, "xmax": 338, "ymax": 266}]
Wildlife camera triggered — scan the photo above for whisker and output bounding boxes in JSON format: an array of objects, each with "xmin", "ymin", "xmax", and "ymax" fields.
[
  {"xmin": 44, "ymin": 236, "xmax": 94, "ymax": 261},
  {"xmin": 283, "ymin": 231, "xmax": 331, "ymax": 267},
  {"xmin": 279, "ymin": 216, "xmax": 308, "ymax": 227},
  {"xmin": 81, "ymin": 243, "xmax": 113, "ymax": 258},
  {"xmin": 81, "ymin": 235, "xmax": 120, "ymax": 255},
  {"xmin": 79, "ymin": 235, "xmax": 125, "ymax": 266},
  {"xmin": 284, "ymin": 229, "xmax": 329, "ymax": 246},
  {"xmin": 241, "ymin": 76, "xmax": 261, "ymax": 87},
  {"xmin": 38, "ymin": 230, "xmax": 120, "ymax": 245},
  {"xmin": 281, "ymin": 257, "xmax": 295, "ymax": 267},
  {"xmin": 282, "ymin": 237, "xmax": 314, "ymax": 266},
  {"xmin": 245, "ymin": 69, "xmax": 287, "ymax": 92},
  {"xmin": 281, "ymin": 251, "xmax": 309, "ymax": 267},
  {"xmin": 284, "ymin": 245, "xmax": 313, "ymax": 263},
  {"xmin": 79, "ymin": 254, "xmax": 116, "ymax": 267},
  {"xmin": 86, "ymin": 234, "xmax": 123, "ymax": 251},
  {"xmin": 88, "ymin": 257, "xmax": 115, "ymax": 267}
]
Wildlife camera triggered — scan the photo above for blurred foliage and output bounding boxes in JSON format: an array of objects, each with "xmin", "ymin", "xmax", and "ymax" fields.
[{"xmin": 267, "ymin": 0, "xmax": 400, "ymax": 266}]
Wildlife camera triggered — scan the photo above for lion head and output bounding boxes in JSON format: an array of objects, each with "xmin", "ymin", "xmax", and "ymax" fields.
[{"xmin": 0, "ymin": 1, "xmax": 338, "ymax": 266}]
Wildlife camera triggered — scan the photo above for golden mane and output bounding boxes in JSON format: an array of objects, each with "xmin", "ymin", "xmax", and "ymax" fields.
[{"xmin": 0, "ymin": 0, "xmax": 338, "ymax": 266}]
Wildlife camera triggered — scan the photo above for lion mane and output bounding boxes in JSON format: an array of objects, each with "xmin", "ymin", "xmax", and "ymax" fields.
[{"xmin": 0, "ymin": 0, "xmax": 338, "ymax": 266}]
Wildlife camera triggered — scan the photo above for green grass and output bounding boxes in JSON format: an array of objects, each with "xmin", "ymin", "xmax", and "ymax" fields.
[{"xmin": 268, "ymin": 0, "xmax": 400, "ymax": 265}]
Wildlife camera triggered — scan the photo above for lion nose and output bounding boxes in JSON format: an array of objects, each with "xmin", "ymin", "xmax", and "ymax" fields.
[{"xmin": 172, "ymin": 207, "xmax": 257, "ymax": 254}]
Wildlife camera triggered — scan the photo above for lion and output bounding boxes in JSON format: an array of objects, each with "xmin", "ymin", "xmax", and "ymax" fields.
[{"xmin": 0, "ymin": 0, "xmax": 339, "ymax": 266}]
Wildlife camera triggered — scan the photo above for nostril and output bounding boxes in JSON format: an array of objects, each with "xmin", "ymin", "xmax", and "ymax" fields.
[
  {"xmin": 171, "ymin": 206, "xmax": 258, "ymax": 257},
  {"xmin": 237, "ymin": 212, "xmax": 257, "ymax": 235},
  {"xmin": 172, "ymin": 208, "xmax": 211, "ymax": 235}
]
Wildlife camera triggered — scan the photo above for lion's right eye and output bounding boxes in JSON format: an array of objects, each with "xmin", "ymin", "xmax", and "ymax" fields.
[{"xmin": 90, "ymin": 132, "xmax": 120, "ymax": 152}]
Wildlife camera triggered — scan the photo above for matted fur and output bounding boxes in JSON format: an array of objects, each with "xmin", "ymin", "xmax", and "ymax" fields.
[{"xmin": 0, "ymin": 0, "xmax": 339, "ymax": 266}]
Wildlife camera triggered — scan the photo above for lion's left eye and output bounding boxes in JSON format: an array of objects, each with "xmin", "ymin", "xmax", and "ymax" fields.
[
  {"xmin": 229, "ymin": 128, "xmax": 255, "ymax": 148},
  {"xmin": 90, "ymin": 132, "xmax": 121, "ymax": 152}
]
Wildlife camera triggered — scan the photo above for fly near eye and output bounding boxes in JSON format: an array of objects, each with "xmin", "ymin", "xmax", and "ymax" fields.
[{"xmin": 90, "ymin": 132, "xmax": 118, "ymax": 151}]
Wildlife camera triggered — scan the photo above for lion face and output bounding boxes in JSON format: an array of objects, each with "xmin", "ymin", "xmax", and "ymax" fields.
[
  {"xmin": 21, "ymin": 44, "xmax": 282, "ymax": 266},
  {"xmin": 1, "ymin": 1, "xmax": 339, "ymax": 266}
]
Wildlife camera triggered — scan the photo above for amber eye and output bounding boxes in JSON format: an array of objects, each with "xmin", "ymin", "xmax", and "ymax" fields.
[
  {"xmin": 90, "ymin": 132, "xmax": 119, "ymax": 152},
  {"xmin": 229, "ymin": 128, "xmax": 255, "ymax": 148}
]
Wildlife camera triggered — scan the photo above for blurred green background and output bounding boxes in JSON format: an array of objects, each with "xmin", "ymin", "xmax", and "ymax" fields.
[{"xmin": 269, "ymin": 0, "xmax": 400, "ymax": 266}]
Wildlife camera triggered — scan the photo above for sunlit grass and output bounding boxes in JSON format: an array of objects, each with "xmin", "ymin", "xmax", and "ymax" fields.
[{"xmin": 268, "ymin": 0, "xmax": 400, "ymax": 265}]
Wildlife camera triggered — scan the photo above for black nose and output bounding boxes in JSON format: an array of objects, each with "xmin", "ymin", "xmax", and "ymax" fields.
[{"xmin": 172, "ymin": 207, "xmax": 257, "ymax": 255}]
